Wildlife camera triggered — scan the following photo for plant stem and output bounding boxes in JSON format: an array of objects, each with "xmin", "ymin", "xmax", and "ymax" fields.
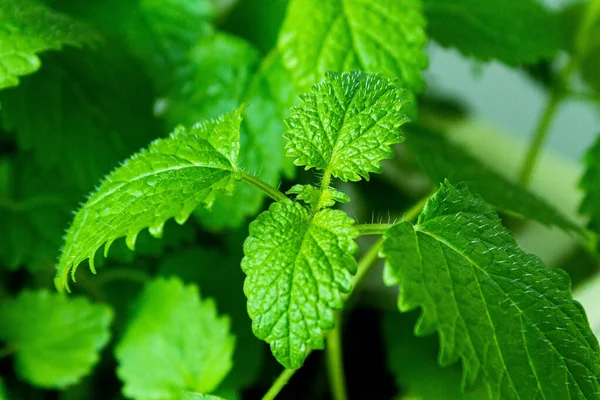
[
  {"xmin": 403, "ymin": 196, "xmax": 428, "ymax": 222},
  {"xmin": 315, "ymin": 168, "xmax": 333, "ymax": 211},
  {"xmin": 351, "ymin": 237, "xmax": 384, "ymax": 290},
  {"xmin": 326, "ymin": 314, "xmax": 348, "ymax": 400},
  {"xmin": 261, "ymin": 368, "xmax": 297, "ymax": 400},
  {"xmin": 355, "ymin": 223, "xmax": 393, "ymax": 235},
  {"xmin": 242, "ymin": 171, "xmax": 289, "ymax": 203}
]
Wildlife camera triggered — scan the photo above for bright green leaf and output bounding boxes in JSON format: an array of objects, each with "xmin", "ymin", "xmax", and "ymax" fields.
[
  {"xmin": 55, "ymin": 107, "xmax": 244, "ymax": 291},
  {"xmin": 242, "ymin": 201, "xmax": 358, "ymax": 368},
  {"xmin": 406, "ymin": 126, "xmax": 581, "ymax": 233},
  {"xmin": 423, "ymin": 0, "xmax": 562, "ymax": 64},
  {"xmin": 286, "ymin": 184, "xmax": 350, "ymax": 209},
  {"xmin": 580, "ymin": 133, "xmax": 600, "ymax": 234},
  {"xmin": 285, "ymin": 71, "xmax": 409, "ymax": 182},
  {"xmin": 381, "ymin": 181, "xmax": 600, "ymax": 398},
  {"xmin": 158, "ymin": 248, "xmax": 265, "ymax": 391},
  {"xmin": 0, "ymin": 291, "xmax": 112, "ymax": 389},
  {"xmin": 0, "ymin": 0, "xmax": 100, "ymax": 89},
  {"xmin": 115, "ymin": 277, "xmax": 234, "ymax": 399},
  {"xmin": 278, "ymin": 0, "xmax": 428, "ymax": 93}
]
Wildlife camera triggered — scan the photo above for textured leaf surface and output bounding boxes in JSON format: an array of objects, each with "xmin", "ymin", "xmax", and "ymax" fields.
[
  {"xmin": 158, "ymin": 248, "xmax": 264, "ymax": 391},
  {"xmin": 116, "ymin": 278, "xmax": 234, "ymax": 399},
  {"xmin": 0, "ymin": 0, "xmax": 100, "ymax": 89},
  {"xmin": 580, "ymin": 133, "xmax": 600, "ymax": 234},
  {"xmin": 381, "ymin": 182, "xmax": 600, "ymax": 398},
  {"xmin": 285, "ymin": 71, "xmax": 409, "ymax": 182},
  {"xmin": 242, "ymin": 201, "xmax": 358, "ymax": 368},
  {"xmin": 56, "ymin": 108, "xmax": 243, "ymax": 291},
  {"xmin": 424, "ymin": 0, "xmax": 562, "ymax": 64},
  {"xmin": 383, "ymin": 311, "xmax": 488, "ymax": 399},
  {"xmin": 406, "ymin": 127, "xmax": 581, "ymax": 233},
  {"xmin": 0, "ymin": 291, "xmax": 112, "ymax": 388},
  {"xmin": 166, "ymin": 34, "xmax": 295, "ymax": 229},
  {"xmin": 278, "ymin": 0, "xmax": 428, "ymax": 93},
  {"xmin": 286, "ymin": 184, "xmax": 350, "ymax": 209}
]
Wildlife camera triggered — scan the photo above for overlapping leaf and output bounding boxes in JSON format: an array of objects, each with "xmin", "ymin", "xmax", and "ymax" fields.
[
  {"xmin": 116, "ymin": 278, "xmax": 234, "ymax": 399},
  {"xmin": 278, "ymin": 0, "xmax": 428, "ymax": 93},
  {"xmin": 242, "ymin": 201, "xmax": 358, "ymax": 368},
  {"xmin": 580, "ymin": 133, "xmax": 600, "ymax": 234},
  {"xmin": 0, "ymin": 291, "xmax": 112, "ymax": 388},
  {"xmin": 0, "ymin": 0, "xmax": 100, "ymax": 89},
  {"xmin": 381, "ymin": 181, "xmax": 600, "ymax": 398},
  {"xmin": 406, "ymin": 126, "xmax": 581, "ymax": 233},
  {"xmin": 55, "ymin": 108, "xmax": 244, "ymax": 291},
  {"xmin": 285, "ymin": 71, "xmax": 409, "ymax": 182},
  {"xmin": 286, "ymin": 184, "xmax": 350, "ymax": 209},
  {"xmin": 423, "ymin": 0, "xmax": 562, "ymax": 65}
]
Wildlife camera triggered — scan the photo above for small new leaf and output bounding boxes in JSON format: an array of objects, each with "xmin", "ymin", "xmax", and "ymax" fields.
[
  {"xmin": 381, "ymin": 181, "xmax": 600, "ymax": 398},
  {"xmin": 285, "ymin": 71, "xmax": 409, "ymax": 182},
  {"xmin": 287, "ymin": 184, "xmax": 350, "ymax": 209},
  {"xmin": 242, "ymin": 201, "xmax": 358, "ymax": 368},
  {"xmin": 116, "ymin": 278, "xmax": 234, "ymax": 399},
  {"xmin": 56, "ymin": 107, "xmax": 244, "ymax": 291},
  {"xmin": 0, "ymin": 0, "xmax": 100, "ymax": 89},
  {"xmin": 278, "ymin": 0, "xmax": 428, "ymax": 93},
  {"xmin": 0, "ymin": 291, "xmax": 112, "ymax": 388},
  {"xmin": 580, "ymin": 133, "xmax": 600, "ymax": 234}
]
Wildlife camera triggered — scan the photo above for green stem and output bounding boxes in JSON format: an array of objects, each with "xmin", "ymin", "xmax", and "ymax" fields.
[
  {"xmin": 326, "ymin": 314, "xmax": 349, "ymax": 400},
  {"xmin": 403, "ymin": 196, "xmax": 428, "ymax": 222},
  {"xmin": 355, "ymin": 223, "xmax": 393, "ymax": 235},
  {"xmin": 242, "ymin": 171, "xmax": 289, "ymax": 203},
  {"xmin": 351, "ymin": 237, "xmax": 384, "ymax": 290},
  {"xmin": 261, "ymin": 368, "xmax": 297, "ymax": 400},
  {"xmin": 315, "ymin": 168, "xmax": 333, "ymax": 211}
]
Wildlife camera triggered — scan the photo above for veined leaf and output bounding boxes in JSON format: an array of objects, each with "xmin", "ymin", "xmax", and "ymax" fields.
[
  {"xmin": 285, "ymin": 71, "xmax": 409, "ymax": 182},
  {"xmin": 242, "ymin": 201, "xmax": 358, "ymax": 368},
  {"xmin": 278, "ymin": 0, "xmax": 428, "ymax": 94},
  {"xmin": 580, "ymin": 133, "xmax": 600, "ymax": 234},
  {"xmin": 381, "ymin": 181, "xmax": 600, "ymax": 398},
  {"xmin": 116, "ymin": 278, "xmax": 234, "ymax": 399},
  {"xmin": 406, "ymin": 126, "xmax": 581, "ymax": 233},
  {"xmin": 0, "ymin": 291, "xmax": 112, "ymax": 388},
  {"xmin": 423, "ymin": 0, "xmax": 562, "ymax": 65},
  {"xmin": 0, "ymin": 0, "xmax": 100, "ymax": 89},
  {"xmin": 55, "ymin": 108, "xmax": 244, "ymax": 291},
  {"xmin": 286, "ymin": 184, "xmax": 350, "ymax": 209}
]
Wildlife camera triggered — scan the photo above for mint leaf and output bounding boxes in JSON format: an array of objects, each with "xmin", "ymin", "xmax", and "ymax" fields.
[
  {"xmin": 278, "ymin": 0, "xmax": 428, "ymax": 93},
  {"xmin": 285, "ymin": 71, "xmax": 409, "ymax": 182},
  {"xmin": 423, "ymin": 0, "xmax": 562, "ymax": 64},
  {"xmin": 382, "ymin": 311, "xmax": 488, "ymax": 400},
  {"xmin": 0, "ymin": 0, "xmax": 100, "ymax": 89},
  {"xmin": 158, "ymin": 248, "xmax": 265, "ymax": 391},
  {"xmin": 381, "ymin": 181, "xmax": 600, "ymax": 397},
  {"xmin": 242, "ymin": 201, "xmax": 358, "ymax": 368},
  {"xmin": 286, "ymin": 184, "xmax": 350, "ymax": 209},
  {"xmin": 0, "ymin": 291, "xmax": 112, "ymax": 388},
  {"xmin": 580, "ymin": 133, "xmax": 600, "ymax": 233},
  {"xmin": 116, "ymin": 277, "xmax": 235, "ymax": 399},
  {"xmin": 0, "ymin": 47, "xmax": 161, "ymax": 192},
  {"xmin": 406, "ymin": 126, "xmax": 581, "ymax": 233},
  {"xmin": 55, "ymin": 107, "xmax": 244, "ymax": 291}
]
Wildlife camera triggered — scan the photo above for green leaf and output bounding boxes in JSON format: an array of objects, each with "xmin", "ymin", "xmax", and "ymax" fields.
[
  {"xmin": 381, "ymin": 181, "xmax": 600, "ymax": 398},
  {"xmin": 115, "ymin": 277, "xmax": 235, "ymax": 399},
  {"xmin": 406, "ymin": 126, "xmax": 581, "ymax": 233},
  {"xmin": 286, "ymin": 184, "xmax": 350, "ymax": 209},
  {"xmin": 181, "ymin": 393, "xmax": 226, "ymax": 400},
  {"xmin": 580, "ymin": 133, "xmax": 600, "ymax": 234},
  {"xmin": 165, "ymin": 33, "xmax": 295, "ymax": 229},
  {"xmin": 382, "ymin": 311, "xmax": 488, "ymax": 400},
  {"xmin": 55, "ymin": 107, "xmax": 244, "ymax": 291},
  {"xmin": 158, "ymin": 248, "xmax": 265, "ymax": 391},
  {"xmin": 0, "ymin": 0, "xmax": 100, "ymax": 89},
  {"xmin": 0, "ymin": 290, "xmax": 112, "ymax": 389},
  {"xmin": 242, "ymin": 201, "xmax": 358, "ymax": 368},
  {"xmin": 285, "ymin": 71, "xmax": 409, "ymax": 182},
  {"xmin": 0, "ymin": 47, "xmax": 162, "ymax": 192},
  {"xmin": 423, "ymin": 0, "xmax": 562, "ymax": 65},
  {"xmin": 278, "ymin": 0, "xmax": 428, "ymax": 93}
]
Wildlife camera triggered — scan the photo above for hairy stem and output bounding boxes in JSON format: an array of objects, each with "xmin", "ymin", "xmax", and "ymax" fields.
[
  {"xmin": 355, "ymin": 223, "xmax": 393, "ymax": 235},
  {"xmin": 261, "ymin": 368, "xmax": 297, "ymax": 400},
  {"xmin": 326, "ymin": 314, "xmax": 349, "ymax": 400},
  {"xmin": 315, "ymin": 168, "xmax": 333, "ymax": 211},
  {"xmin": 242, "ymin": 171, "xmax": 289, "ymax": 203}
]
